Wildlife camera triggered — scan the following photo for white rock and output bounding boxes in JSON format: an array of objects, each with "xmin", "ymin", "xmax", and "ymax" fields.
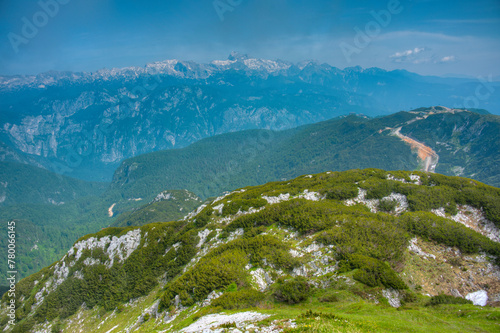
[
  {"xmin": 289, "ymin": 249, "xmax": 303, "ymax": 258},
  {"xmin": 292, "ymin": 265, "xmax": 309, "ymax": 277},
  {"xmin": 304, "ymin": 242, "xmax": 323, "ymax": 253},
  {"xmin": 105, "ymin": 229, "xmax": 142, "ymax": 268},
  {"xmin": 382, "ymin": 289, "xmax": 401, "ymax": 308},
  {"xmin": 181, "ymin": 311, "xmax": 270, "ymax": 333},
  {"xmin": 184, "ymin": 204, "xmax": 208, "ymax": 220},
  {"xmin": 201, "ymin": 290, "xmax": 223, "ymax": 307},
  {"xmin": 152, "ymin": 191, "xmax": 174, "ymax": 203},
  {"xmin": 381, "ymin": 192, "xmax": 408, "ymax": 214},
  {"xmin": 466, "ymin": 290, "xmax": 488, "ymax": 306},
  {"xmin": 262, "ymin": 193, "xmax": 290, "ymax": 204},
  {"xmin": 212, "ymin": 203, "xmax": 224, "ymax": 215},
  {"xmin": 408, "ymin": 238, "xmax": 436, "ymax": 260},
  {"xmin": 251, "ymin": 268, "xmax": 273, "ymax": 291},
  {"xmin": 344, "ymin": 188, "xmax": 378, "ymax": 213},
  {"xmin": 297, "ymin": 190, "xmax": 323, "ymax": 201},
  {"xmin": 197, "ymin": 229, "xmax": 211, "ymax": 248}
]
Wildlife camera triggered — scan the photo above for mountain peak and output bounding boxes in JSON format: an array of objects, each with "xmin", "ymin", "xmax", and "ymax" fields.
[{"xmin": 228, "ymin": 51, "xmax": 249, "ymax": 61}]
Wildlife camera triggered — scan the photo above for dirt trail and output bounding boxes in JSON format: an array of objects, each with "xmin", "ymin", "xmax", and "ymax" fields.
[
  {"xmin": 392, "ymin": 127, "xmax": 439, "ymax": 172},
  {"xmin": 108, "ymin": 203, "xmax": 116, "ymax": 217}
]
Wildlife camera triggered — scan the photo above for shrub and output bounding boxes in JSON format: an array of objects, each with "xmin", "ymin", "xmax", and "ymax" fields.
[
  {"xmin": 428, "ymin": 294, "xmax": 472, "ymax": 306},
  {"xmin": 360, "ymin": 179, "xmax": 397, "ymax": 199},
  {"xmin": 299, "ymin": 309, "xmax": 340, "ymax": 320},
  {"xmin": 51, "ymin": 321, "xmax": 63, "ymax": 333},
  {"xmin": 319, "ymin": 291, "xmax": 340, "ymax": 303},
  {"xmin": 221, "ymin": 198, "xmax": 267, "ymax": 216},
  {"xmin": 317, "ymin": 217, "xmax": 409, "ymax": 264},
  {"xmin": 378, "ymin": 198, "xmax": 398, "ymax": 212},
  {"xmin": 225, "ymin": 282, "xmax": 238, "ymax": 292},
  {"xmin": 342, "ymin": 254, "xmax": 407, "ymax": 290},
  {"xmin": 325, "ymin": 185, "xmax": 359, "ymax": 201},
  {"xmin": 161, "ymin": 249, "xmax": 248, "ymax": 309},
  {"xmin": 398, "ymin": 212, "xmax": 500, "ymax": 257},
  {"xmin": 272, "ymin": 276, "xmax": 311, "ymax": 304},
  {"xmin": 219, "ymin": 322, "xmax": 237, "ymax": 328}
]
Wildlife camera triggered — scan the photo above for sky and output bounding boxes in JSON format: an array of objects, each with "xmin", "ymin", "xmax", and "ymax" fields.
[{"xmin": 0, "ymin": 0, "xmax": 499, "ymax": 77}]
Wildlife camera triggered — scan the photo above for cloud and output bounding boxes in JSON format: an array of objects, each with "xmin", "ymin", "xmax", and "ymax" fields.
[
  {"xmin": 390, "ymin": 47, "xmax": 425, "ymax": 59},
  {"xmin": 439, "ymin": 55, "xmax": 456, "ymax": 62},
  {"xmin": 389, "ymin": 47, "xmax": 430, "ymax": 63},
  {"xmin": 390, "ymin": 48, "xmax": 457, "ymax": 65}
]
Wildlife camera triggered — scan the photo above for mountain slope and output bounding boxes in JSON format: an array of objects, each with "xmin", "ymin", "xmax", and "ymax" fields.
[
  {"xmin": 2, "ymin": 169, "xmax": 499, "ymax": 332},
  {"xmin": 109, "ymin": 108, "xmax": 500, "ymax": 202},
  {"xmin": 398, "ymin": 109, "xmax": 500, "ymax": 186},
  {"xmin": 111, "ymin": 190, "xmax": 203, "ymax": 228},
  {"xmin": 1, "ymin": 53, "xmax": 498, "ymax": 181},
  {"xmin": 0, "ymin": 161, "xmax": 107, "ymax": 206}
]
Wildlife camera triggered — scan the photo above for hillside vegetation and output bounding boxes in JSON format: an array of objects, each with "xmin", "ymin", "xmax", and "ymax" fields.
[
  {"xmin": 110, "ymin": 108, "xmax": 500, "ymax": 202},
  {"xmin": 0, "ymin": 161, "xmax": 107, "ymax": 206},
  {"xmin": 2, "ymin": 169, "xmax": 499, "ymax": 332}
]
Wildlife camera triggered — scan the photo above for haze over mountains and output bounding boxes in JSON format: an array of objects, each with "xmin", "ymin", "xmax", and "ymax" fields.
[{"xmin": 1, "ymin": 53, "xmax": 499, "ymax": 181}]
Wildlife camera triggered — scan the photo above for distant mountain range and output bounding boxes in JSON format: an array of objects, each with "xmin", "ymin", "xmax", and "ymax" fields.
[{"xmin": 1, "ymin": 53, "xmax": 499, "ymax": 181}]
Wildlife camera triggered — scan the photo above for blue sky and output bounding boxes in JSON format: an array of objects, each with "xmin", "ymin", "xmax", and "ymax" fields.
[{"xmin": 1, "ymin": 0, "xmax": 499, "ymax": 77}]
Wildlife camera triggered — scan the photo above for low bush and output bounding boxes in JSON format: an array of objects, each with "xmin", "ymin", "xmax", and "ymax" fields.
[
  {"xmin": 221, "ymin": 198, "xmax": 267, "ymax": 216},
  {"xmin": 378, "ymin": 198, "xmax": 398, "ymax": 212},
  {"xmin": 341, "ymin": 254, "xmax": 407, "ymax": 290},
  {"xmin": 272, "ymin": 276, "xmax": 311, "ymax": 304},
  {"xmin": 325, "ymin": 185, "xmax": 359, "ymax": 201},
  {"xmin": 398, "ymin": 212, "xmax": 500, "ymax": 257},
  {"xmin": 428, "ymin": 294, "xmax": 472, "ymax": 306}
]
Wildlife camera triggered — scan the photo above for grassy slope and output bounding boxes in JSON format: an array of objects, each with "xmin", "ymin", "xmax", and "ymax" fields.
[{"xmin": 3, "ymin": 169, "xmax": 499, "ymax": 332}]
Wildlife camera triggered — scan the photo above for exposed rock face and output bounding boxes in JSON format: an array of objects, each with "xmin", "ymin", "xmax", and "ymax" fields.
[
  {"xmin": 408, "ymin": 238, "xmax": 436, "ymax": 260},
  {"xmin": 68, "ymin": 229, "xmax": 142, "ymax": 268},
  {"xmin": 250, "ymin": 268, "xmax": 274, "ymax": 292},
  {"xmin": 382, "ymin": 289, "xmax": 401, "ymax": 308},
  {"xmin": 181, "ymin": 311, "xmax": 271, "ymax": 333}
]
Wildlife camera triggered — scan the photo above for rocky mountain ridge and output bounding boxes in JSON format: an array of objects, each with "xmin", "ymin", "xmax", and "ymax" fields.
[{"xmin": 2, "ymin": 169, "xmax": 499, "ymax": 332}]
